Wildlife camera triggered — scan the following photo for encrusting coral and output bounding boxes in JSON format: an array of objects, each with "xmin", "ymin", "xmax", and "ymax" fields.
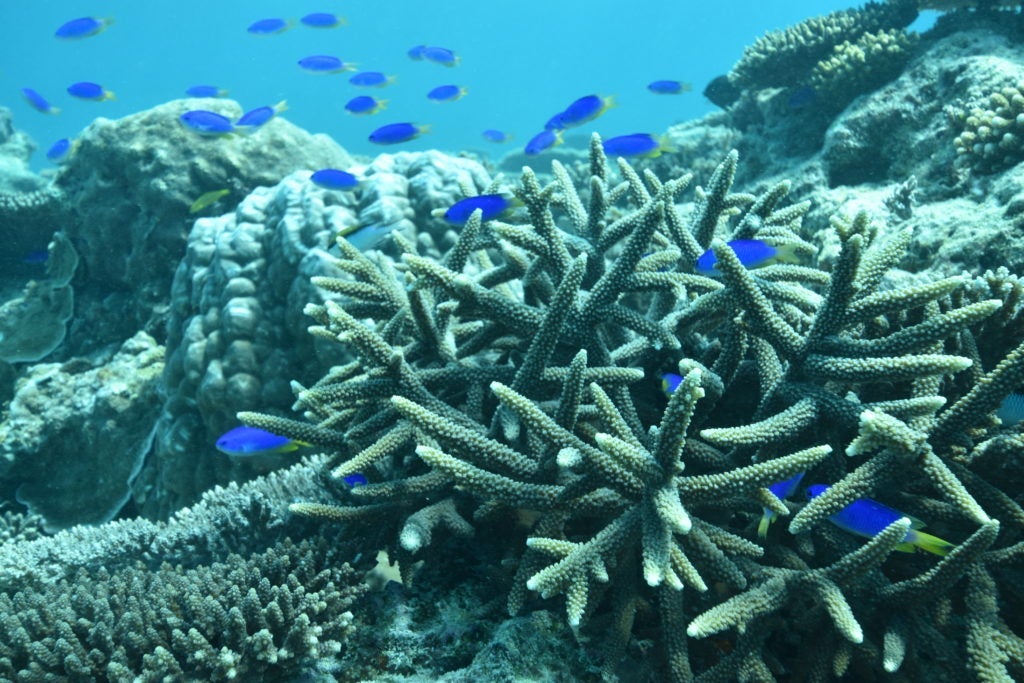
[{"xmin": 237, "ymin": 137, "xmax": 1024, "ymax": 680}]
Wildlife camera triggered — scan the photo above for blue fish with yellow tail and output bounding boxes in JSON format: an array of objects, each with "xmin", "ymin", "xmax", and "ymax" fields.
[
  {"xmin": 216, "ymin": 426, "xmax": 307, "ymax": 457},
  {"xmin": 695, "ymin": 239, "xmax": 800, "ymax": 276},
  {"xmin": 661, "ymin": 372, "xmax": 684, "ymax": 396},
  {"xmin": 806, "ymin": 484, "xmax": 954, "ymax": 556},
  {"xmin": 757, "ymin": 472, "xmax": 805, "ymax": 538},
  {"xmin": 441, "ymin": 194, "xmax": 518, "ymax": 225},
  {"xmin": 602, "ymin": 133, "xmax": 673, "ymax": 158},
  {"xmin": 55, "ymin": 16, "xmax": 113, "ymax": 40}
]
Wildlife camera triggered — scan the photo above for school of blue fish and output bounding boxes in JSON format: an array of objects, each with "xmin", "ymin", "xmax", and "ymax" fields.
[{"xmin": 24, "ymin": 13, "xmax": 694, "ymax": 169}]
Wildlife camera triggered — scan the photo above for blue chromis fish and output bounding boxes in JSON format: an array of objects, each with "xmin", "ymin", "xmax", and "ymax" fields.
[
  {"xmin": 248, "ymin": 18, "xmax": 292, "ymax": 35},
  {"xmin": 544, "ymin": 113, "xmax": 566, "ymax": 131},
  {"xmin": 236, "ymin": 100, "xmax": 288, "ymax": 129},
  {"xmin": 344, "ymin": 96, "xmax": 387, "ymax": 115},
  {"xmin": 189, "ymin": 189, "xmax": 231, "ymax": 214},
  {"xmin": 185, "ymin": 85, "xmax": 228, "ymax": 98},
  {"xmin": 21, "ymin": 88, "xmax": 60, "ymax": 114},
  {"xmin": 298, "ymin": 55, "xmax": 354, "ymax": 73},
  {"xmin": 407, "ymin": 44, "xmax": 427, "ymax": 60},
  {"xmin": 660, "ymin": 372, "xmax": 684, "ymax": 395},
  {"xmin": 67, "ymin": 82, "xmax": 115, "ymax": 101},
  {"xmin": 557, "ymin": 94, "xmax": 615, "ymax": 128},
  {"xmin": 442, "ymin": 195, "xmax": 517, "ymax": 224},
  {"xmin": 311, "ymin": 169, "xmax": 360, "ymax": 190},
  {"xmin": 179, "ymin": 110, "xmax": 236, "ymax": 136},
  {"xmin": 46, "ymin": 138, "xmax": 75, "ymax": 163},
  {"xmin": 602, "ymin": 133, "xmax": 673, "ymax": 158},
  {"xmin": 757, "ymin": 472, "xmax": 806, "ymax": 538},
  {"xmin": 524, "ymin": 129, "xmax": 562, "ymax": 155},
  {"xmin": 427, "ymin": 84, "xmax": 467, "ymax": 102},
  {"xmin": 482, "ymin": 129, "xmax": 511, "ymax": 143},
  {"xmin": 647, "ymin": 80, "xmax": 692, "ymax": 95},
  {"xmin": 422, "ymin": 46, "xmax": 460, "ymax": 67},
  {"xmin": 300, "ymin": 12, "xmax": 346, "ymax": 28},
  {"xmin": 369, "ymin": 122, "xmax": 429, "ymax": 145},
  {"xmin": 215, "ymin": 426, "xmax": 307, "ymax": 457},
  {"xmin": 695, "ymin": 239, "xmax": 799, "ymax": 276},
  {"xmin": 806, "ymin": 484, "xmax": 954, "ymax": 556},
  {"xmin": 55, "ymin": 16, "xmax": 112, "ymax": 40},
  {"xmin": 349, "ymin": 71, "xmax": 395, "ymax": 87},
  {"xmin": 343, "ymin": 472, "xmax": 369, "ymax": 487}
]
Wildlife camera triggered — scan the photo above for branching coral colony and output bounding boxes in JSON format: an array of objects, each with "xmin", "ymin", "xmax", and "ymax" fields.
[{"xmin": 248, "ymin": 139, "xmax": 1024, "ymax": 681}]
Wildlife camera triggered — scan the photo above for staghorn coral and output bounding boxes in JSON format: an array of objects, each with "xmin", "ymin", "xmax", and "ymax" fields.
[
  {"xmin": 251, "ymin": 140, "xmax": 1024, "ymax": 680},
  {"xmin": 147, "ymin": 152, "xmax": 491, "ymax": 519}
]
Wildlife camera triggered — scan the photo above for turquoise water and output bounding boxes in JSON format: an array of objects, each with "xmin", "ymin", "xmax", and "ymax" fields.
[{"xmin": 2, "ymin": 1, "xmax": 895, "ymax": 168}]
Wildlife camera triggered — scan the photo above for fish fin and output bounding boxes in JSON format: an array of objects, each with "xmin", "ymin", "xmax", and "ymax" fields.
[
  {"xmin": 602, "ymin": 95, "xmax": 617, "ymax": 112},
  {"xmin": 757, "ymin": 511, "xmax": 774, "ymax": 539},
  {"xmin": 773, "ymin": 243, "xmax": 802, "ymax": 265},
  {"xmin": 374, "ymin": 99, "xmax": 388, "ymax": 113},
  {"xmin": 417, "ymin": 124, "xmax": 433, "ymax": 135},
  {"xmin": 273, "ymin": 100, "xmax": 289, "ymax": 114},
  {"xmin": 908, "ymin": 530, "xmax": 954, "ymax": 556}
]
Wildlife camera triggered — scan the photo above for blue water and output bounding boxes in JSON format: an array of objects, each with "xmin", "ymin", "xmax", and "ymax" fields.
[{"xmin": 2, "ymin": 2, "xmax": 930, "ymax": 169}]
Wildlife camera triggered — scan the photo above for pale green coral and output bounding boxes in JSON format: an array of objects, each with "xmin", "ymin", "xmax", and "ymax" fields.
[{"xmin": 270, "ymin": 139, "xmax": 1023, "ymax": 680}]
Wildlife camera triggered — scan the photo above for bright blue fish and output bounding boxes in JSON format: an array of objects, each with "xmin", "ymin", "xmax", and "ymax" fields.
[
  {"xmin": 407, "ymin": 44, "xmax": 427, "ymax": 60},
  {"xmin": 558, "ymin": 94, "xmax": 615, "ymax": 128},
  {"xmin": 757, "ymin": 472, "xmax": 805, "ymax": 538},
  {"xmin": 311, "ymin": 169, "xmax": 360, "ymax": 190},
  {"xmin": 369, "ymin": 122, "xmax": 429, "ymax": 145},
  {"xmin": 67, "ymin": 82, "xmax": 115, "ymax": 101},
  {"xmin": 248, "ymin": 18, "xmax": 292, "ymax": 35},
  {"xmin": 185, "ymin": 85, "xmax": 228, "ymax": 98},
  {"xmin": 46, "ymin": 138, "xmax": 74, "ymax": 163},
  {"xmin": 344, "ymin": 96, "xmax": 387, "ymax": 116},
  {"xmin": 216, "ymin": 426, "xmax": 305, "ymax": 457},
  {"xmin": 695, "ymin": 239, "xmax": 798, "ymax": 276},
  {"xmin": 602, "ymin": 133, "xmax": 672, "ymax": 158},
  {"xmin": 660, "ymin": 372, "xmax": 684, "ymax": 396},
  {"xmin": 343, "ymin": 473, "xmax": 369, "ymax": 487},
  {"xmin": 298, "ymin": 55, "xmax": 353, "ymax": 73},
  {"xmin": 427, "ymin": 84, "xmax": 467, "ymax": 102},
  {"xmin": 21, "ymin": 88, "xmax": 60, "ymax": 114},
  {"xmin": 55, "ymin": 16, "xmax": 112, "ymax": 40},
  {"xmin": 179, "ymin": 110, "xmax": 235, "ymax": 136},
  {"xmin": 300, "ymin": 13, "xmax": 345, "ymax": 28},
  {"xmin": 806, "ymin": 484, "xmax": 954, "ymax": 556},
  {"xmin": 423, "ymin": 46, "xmax": 459, "ymax": 67},
  {"xmin": 443, "ymin": 195, "xmax": 516, "ymax": 225},
  {"xmin": 647, "ymin": 80, "xmax": 692, "ymax": 95},
  {"xmin": 544, "ymin": 113, "xmax": 566, "ymax": 131},
  {"xmin": 236, "ymin": 100, "xmax": 287, "ymax": 128},
  {"xmin": 349, "ymin": 71, "xmax": 394, "ymax": 87},
  {"xmin": 524, "ymin": 129, "xmax": 561, "ymax": 155},
  {"xmin": 482, "ymin": 129, "xmax": 511, "ymax": 143}
]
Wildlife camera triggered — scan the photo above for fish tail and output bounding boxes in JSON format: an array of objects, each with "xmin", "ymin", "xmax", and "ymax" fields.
[{"xmin": 908, "ymin": 529, "xmax": 954, "ymax": 556}]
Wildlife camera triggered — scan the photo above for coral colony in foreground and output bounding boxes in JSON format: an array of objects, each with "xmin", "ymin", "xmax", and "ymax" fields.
[{"xmin": 253, "ymin": 139, "xmax": 1022, "ymax": 681}]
